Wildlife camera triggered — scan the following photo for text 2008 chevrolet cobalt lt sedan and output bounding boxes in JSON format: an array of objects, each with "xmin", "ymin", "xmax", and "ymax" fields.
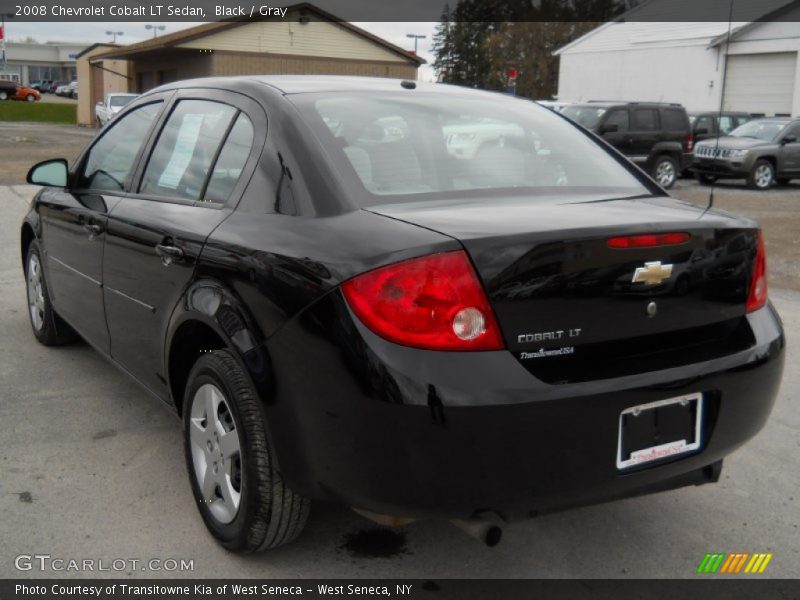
[{"xmin": 21, "ymin": 76, "xmax": 784, "ymax": 551}]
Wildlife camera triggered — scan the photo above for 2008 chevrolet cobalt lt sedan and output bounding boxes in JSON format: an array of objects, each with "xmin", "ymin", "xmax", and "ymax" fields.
[{"xmin": 21, "ymin": 76, "xmax": 784, "ymax": 552}]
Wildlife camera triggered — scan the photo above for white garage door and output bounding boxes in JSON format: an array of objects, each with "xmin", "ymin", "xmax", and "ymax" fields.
[{"xmin": 723, "ymin": 52, "xmax": 797, "ymax": 115}]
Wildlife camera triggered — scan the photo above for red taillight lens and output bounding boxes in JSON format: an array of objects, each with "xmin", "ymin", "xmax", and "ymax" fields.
[
  {"xmin": 607, "ymin": 232, "xmax": 690, "ymax": 249},
  {"xmin": 746, "ymin": 232, "xmax": 767, "ymax": 313},
  {"xmin": 341, "ymin": 251, "xmax": 505, "ymax": 351},
  {"xmin": 685, "ymin": 132, "xmax": 694, "ymax": 153}
]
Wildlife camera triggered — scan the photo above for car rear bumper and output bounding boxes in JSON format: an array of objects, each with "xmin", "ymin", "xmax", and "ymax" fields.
[{"xmin": 264, "ymin": 293, "xmax": 784, "ymax": 520}]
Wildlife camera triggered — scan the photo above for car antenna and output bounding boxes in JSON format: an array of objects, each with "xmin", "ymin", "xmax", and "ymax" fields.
[{"xmin": 705, "ymin": 0, "xmax": 735, "ymax": 215}]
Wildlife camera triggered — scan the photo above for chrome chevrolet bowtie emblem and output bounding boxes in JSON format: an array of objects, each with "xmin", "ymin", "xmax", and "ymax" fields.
[{"xmin": 632, "ymin": 261, "xmax": 673, "ymax": 286}]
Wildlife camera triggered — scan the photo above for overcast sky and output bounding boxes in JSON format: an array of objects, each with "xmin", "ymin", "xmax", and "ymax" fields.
[{"xmin": 5, "ymin": 21, "xmax": 439, "ymax": 80}]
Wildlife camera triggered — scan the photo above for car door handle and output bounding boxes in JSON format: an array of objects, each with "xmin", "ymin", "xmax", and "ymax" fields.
[
  {"xmin": 155, "ymin": 243, "xmax": 184, "ymax": 265},
  {"xmin": 83, "ymin": 223, "xmax": 103, "ymax": 237}
]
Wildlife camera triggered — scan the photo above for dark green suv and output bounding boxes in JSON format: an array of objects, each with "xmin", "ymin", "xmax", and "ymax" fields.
[{"xmin": 562, "ymin": 102, "xmax": 693, "ymax": 189}]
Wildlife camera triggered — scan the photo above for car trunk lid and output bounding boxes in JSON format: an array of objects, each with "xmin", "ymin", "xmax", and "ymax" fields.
[{"xmin": 367, "ymin": 193, "xmax": 759, "ymax": 382}]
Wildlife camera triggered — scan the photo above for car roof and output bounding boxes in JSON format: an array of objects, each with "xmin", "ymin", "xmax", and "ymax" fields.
[{"xmin": 151, "ymin": 75, "xmax": 516, "ymax": 101}]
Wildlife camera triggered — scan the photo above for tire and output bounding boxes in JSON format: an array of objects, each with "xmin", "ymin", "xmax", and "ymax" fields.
[
  {"xmin": 24, "ymin": 240, "xmax": 80, "ymax": 346},
  {"xmin": 652, "ymin": 155, "xmax": 678, "ymax": 189},
  {"xmin": 96, "ymin": 116, "xmax": 103, "ymax": 128},
  {"xmin": 747, "ymin": 159, "xmax": 775, "ymax": 190},
  {"xmin": 0, "ymin": 91, "xmax": 7, "ymax": 101},
  {"xmin": 26, "ymin": 94, "xmax": 35, "ymax": 103},
  {"xmin": 695, "ymin": 173, "xmax": 717, "ymax": 185},
  {"xmin": 183, "ymin": 349, "xmax": 309, "ymax": 553}
]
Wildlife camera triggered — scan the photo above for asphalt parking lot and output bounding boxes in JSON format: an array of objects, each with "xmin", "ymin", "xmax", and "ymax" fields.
[{"xmin": 0, "ymin": 178, "xmax": 798, "ymax": 579}]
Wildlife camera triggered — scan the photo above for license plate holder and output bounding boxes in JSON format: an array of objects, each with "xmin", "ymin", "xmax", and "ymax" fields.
[{"xmin": 616, "ymin": 393, "xmax": 703, "ymax": 470}]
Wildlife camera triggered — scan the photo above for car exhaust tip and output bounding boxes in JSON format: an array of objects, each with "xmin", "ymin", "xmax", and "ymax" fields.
[{"xmin": 451, "ymin": 513, "xmax": 504, "ymax": 547}]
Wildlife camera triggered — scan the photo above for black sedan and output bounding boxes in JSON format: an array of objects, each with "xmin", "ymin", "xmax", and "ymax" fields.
[{"xmin": 21, "ymin": 76, "xmax": 784, "ymax": 552}]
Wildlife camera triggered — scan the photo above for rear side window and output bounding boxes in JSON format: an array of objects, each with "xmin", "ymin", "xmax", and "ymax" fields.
[
  {"xmin": 140, "ymin": 99, "xmax": 237, "ymax": 201},
  {"xmin": 662, "ymin": 109, "xmax": 687, "ymax": 131},
  {"xmin": 80, "ymin": 102, "xmax": 161, "ymax": 192},
  {"xmin": 203, "ymin": 114, "xmax": 255, "ymax": 203},
  {"xmin": 632, "ymin": 109, "xmax": 659, "ymax": 131},
  {"xmin": 604, "ymin": 109, "xmax": 629, "ymax": 131}
]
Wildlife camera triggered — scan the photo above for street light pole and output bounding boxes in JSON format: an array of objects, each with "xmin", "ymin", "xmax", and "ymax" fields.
[
  {"xmin": 405, "ymin": 33, "xmax": 426, "ymax": 55},
  {"xmin": 106, "ymin": 31, "xmax": 125, "ymax": 44},
  {"xmin": 145, "ymin": 24, "xmax": 166, "ymax": 39}
]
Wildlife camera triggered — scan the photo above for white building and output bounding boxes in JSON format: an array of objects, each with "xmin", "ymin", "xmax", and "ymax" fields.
[
  {"xmin": 555, "ymin": 0, "xmax": 800, "ymax": 116},
  {"xmin": 0, "ymin": 42, "xmax": 87, "ymax": 85}
]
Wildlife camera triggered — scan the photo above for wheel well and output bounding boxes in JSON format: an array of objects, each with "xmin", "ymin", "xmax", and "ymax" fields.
[
  {"xmin": 168, "ymin": 320, "xmax": 226, "ymax": 415},
  {"xmin": 20, "ymin": 223, "xmax": 35, "ymax": 268},
  {"xmin": 756, "ymin": 156, "xmax": 776, "ymax": 170}
]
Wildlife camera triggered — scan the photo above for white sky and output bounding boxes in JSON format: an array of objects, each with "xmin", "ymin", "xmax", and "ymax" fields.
[{"xmin": 5, "ymin": 21, "xmax": 439, "ymax": 80}]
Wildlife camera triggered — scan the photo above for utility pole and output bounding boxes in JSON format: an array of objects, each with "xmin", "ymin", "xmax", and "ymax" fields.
[{"xmin": 405, "ymin": 33, "xmax": 426, "ymax": 55}]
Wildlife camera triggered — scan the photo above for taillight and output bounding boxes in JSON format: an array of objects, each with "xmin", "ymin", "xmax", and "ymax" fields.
[
  {"xmin": 607, "ymin": 232, "xmax": 690, "ymax": 248},
  {"xmin": 746, "ymin": 232, "xmax": 767, "ymax": 313},
  {"xmin": 341, "ymin": 251, "xmax": 505, "ymax": 351},
  {"xmin": 685, "ymin": 132, "xmax": 694, "ymax": 153}
]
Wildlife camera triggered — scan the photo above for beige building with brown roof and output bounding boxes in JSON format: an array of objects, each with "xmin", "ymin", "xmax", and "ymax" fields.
[{"xmin": 75, "ymin": 4, "xmax": 424, "ymax": 125}]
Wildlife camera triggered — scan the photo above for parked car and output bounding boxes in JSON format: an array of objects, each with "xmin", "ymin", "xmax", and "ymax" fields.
[
  {"xmin": 0, "ymin": 79, "xmax": 18, "ymax": 100},
  {"xmin": 689, "ymin": 111, "xmax": 752, "ymax": 144},
  {"xmin": 536, "ymin": 100, "xmax": 571, "ymax": 112},
  {"xmin": 30, "ymin": 79, "xmax": 53, "ymax": 92},
  {"xmin": 10, "ymin": 85, "xmax": 41, "ymax": 102},
  {"xmin": 45, "ymin": 81, "xmax": 66, "ymax": 94},
  {"xmin": 94, "ymin": 93, "xmax": 139, "ymax": 126},
  {"xmin": 56, "ymin": 81, "xmax": 77, "ymax": 97},
  {"xmin": 693, "ymin": 117, "xmax": 800, "ymax": 189},
  {"xmin": 21, "ymin": 76, "xmax": 783, "ymax": 552},
  {"xmin": 561, "ymin": 101, "xmax": 693, "ymax": 188}
]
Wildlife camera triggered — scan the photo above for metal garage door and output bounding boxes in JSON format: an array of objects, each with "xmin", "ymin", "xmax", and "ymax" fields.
[{"xmin": 723, "ymin": 52, "xmax": 797, "ymax": 116}]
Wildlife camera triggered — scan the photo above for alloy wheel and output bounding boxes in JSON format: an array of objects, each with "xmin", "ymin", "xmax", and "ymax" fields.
[
  {"xmin": 189, "ymin": 383, "xmax": 242, "ymax": 524},
  {"xmin": 754, "ymin": 164, "xmax": 773, "ymax": 189},
  {"xmin": 26, "ymin": 253, "xmax": 45, "ymax": 331},
  {"xmin": 655, "ymin": 159, "xmax": 676, "ymax": 187}
]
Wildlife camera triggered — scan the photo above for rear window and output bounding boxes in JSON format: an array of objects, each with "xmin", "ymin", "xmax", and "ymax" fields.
[{"xmin": 295, "ymin": 93, "xmax": 648, "ymax": 205}]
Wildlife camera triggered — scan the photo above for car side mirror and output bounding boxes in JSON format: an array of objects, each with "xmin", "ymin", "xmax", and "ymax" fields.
[
  {"xmin": 599, "ymin": 123, "xmax": 619, "ymax": 134},
  {"xmin": 695, "ymin": 127, "xmax": 709, "ymax": 135},
  {"xmin": 27, "ymin": 159, "xmax": 68, "ymax": 187},
  {"xmin": 781, "ymin": 135, "xmax": 797, "ymax": 145}
]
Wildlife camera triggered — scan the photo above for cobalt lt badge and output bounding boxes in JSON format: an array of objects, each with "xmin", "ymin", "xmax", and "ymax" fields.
[{"xmin": 632, "ymin": 261, "xmax": 673, "ymax": 286}]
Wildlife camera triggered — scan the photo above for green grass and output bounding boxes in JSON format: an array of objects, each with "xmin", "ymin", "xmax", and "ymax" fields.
[{"xmin": 0, "ymin": 102, "xmax": 76, "ymax": 124}]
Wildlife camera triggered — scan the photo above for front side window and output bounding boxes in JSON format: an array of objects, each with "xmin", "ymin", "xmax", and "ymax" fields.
[
  {"xmin": 140, "ymin": 99, "xmax": 237, "ymax": 201},
  {"xmin": 696, "ymin": 116, "xmax": 714, "ymax": 134},
  {"xmin": 79, "ymin": 102, "xmax": 161, "ymax": 192},
  {"xmin": 561, "ymin": 105, "xmax": 607, "ymax": 129},
  {"xmin": 604, "ymin": 109, "xmax": 629, "ymax": 132},
  {"xmin": 718, "ymin": 116, "xmax": 735, "ymax": 134},
  {"xmin": 632, "ymin": 109, "xmax": 659, "ymax": 132},
  {"xmin": 295, "ymin": 94, "xmax": 649, "ymax": 205}
]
